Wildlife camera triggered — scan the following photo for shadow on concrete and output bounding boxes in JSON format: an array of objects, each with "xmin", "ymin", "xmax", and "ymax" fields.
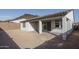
[
  {"xmin": 35, "ymin": 31, "xmax": 79, "ymax": 49},
  {"xmin": 0, "ymin": 28, "xmax": 20, "ymax": 49},
  {"xmin": 61, "ymin": 31, "xmax": 79, "ymax": 49},
  {"xmin": 35, "ymin": 35, "xmax": 64, "ymax": 49}
]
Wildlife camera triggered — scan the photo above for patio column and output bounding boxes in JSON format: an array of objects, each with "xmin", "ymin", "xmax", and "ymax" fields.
[
  {"xmin": 62, "ymin": 17, "xmax": 67, "ymax": 40},
  {"xmin": 39, "ymin": 20, "xmax": 42, "ymax": 34}
]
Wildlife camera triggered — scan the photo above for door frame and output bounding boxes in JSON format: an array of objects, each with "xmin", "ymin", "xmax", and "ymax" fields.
[{"xmin": 42, "ymin": 21, "xmax": 51, "ymax": 32}]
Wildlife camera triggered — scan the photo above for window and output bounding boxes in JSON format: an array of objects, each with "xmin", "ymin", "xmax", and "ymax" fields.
[
  {"xmin": 66, "ymin": 18, "xmax": 69, "ymax": 21},
  {"xmin": 42, "ymin": 22, "xmax": 47, "ymax": 31},
  {"xmin": 23, "ymin": 22, "xmax": 26, "ymax": 28},
  {"xmin": 55, "ymin": 20, "xmax": 60, "ymax": 28},
  {"xmin": 43, "ymin": 23, "xmax": 47, "ymax": 30}
]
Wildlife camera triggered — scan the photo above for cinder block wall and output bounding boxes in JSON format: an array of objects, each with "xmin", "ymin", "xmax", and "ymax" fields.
[{"xmin": 0, "ymin": 22, "xmax": 20, "ymax": 30}]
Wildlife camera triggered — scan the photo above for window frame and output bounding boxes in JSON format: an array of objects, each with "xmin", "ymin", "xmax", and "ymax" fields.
[
  {"xmin": 55, "ymin": 20, "xmax": 60, "ymax": 28},
  {"xmin": 55, "ymin": 20, "xmax": 62, "ymax": 28}
]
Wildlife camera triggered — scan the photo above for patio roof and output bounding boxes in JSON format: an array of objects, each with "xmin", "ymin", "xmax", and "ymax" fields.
[{"xmin": 21, "ymin": 9, "xmax": 73, "ymax": 22}]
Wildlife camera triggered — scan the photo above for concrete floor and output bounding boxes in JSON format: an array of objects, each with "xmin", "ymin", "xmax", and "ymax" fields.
[
  {"xmin": 4, "ymin": 30, "xmax": 55, "ymax": 49},
  {"xmin": 1, "ymin": 29, "xmax": 79, "ymax": 49},
  {"xmin": 35, "ymin": 31, "xmax": 79, "ymax": 49}
]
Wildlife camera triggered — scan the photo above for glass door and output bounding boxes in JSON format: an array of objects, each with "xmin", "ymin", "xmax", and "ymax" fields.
[{"xmin": 42, "ymin": 21, "xmax": 51, "ymax": 32}]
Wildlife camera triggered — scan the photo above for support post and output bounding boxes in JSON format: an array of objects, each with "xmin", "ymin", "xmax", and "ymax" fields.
[
  {"xmin": 62, "ymin": 17, "xmax": 67, "ymax": 40},
  {"xmin": 39, "ymin": 20, "xmax": 42, "ymax": 34}
]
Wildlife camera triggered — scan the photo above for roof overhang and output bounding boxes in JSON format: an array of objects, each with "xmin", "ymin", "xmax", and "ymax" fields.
[
  {"xmin": 21, "ymin": 16, "xmax": 63, "ymax": 23},
  {"xmin": 21, "ymin": 10, "xmax": 73, "ymax": 23}
]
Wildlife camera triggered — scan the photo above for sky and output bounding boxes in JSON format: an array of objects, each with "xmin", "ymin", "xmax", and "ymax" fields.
[{"xmin": 0, "ymin": 9, "xmax": 79, "ymax": 22}]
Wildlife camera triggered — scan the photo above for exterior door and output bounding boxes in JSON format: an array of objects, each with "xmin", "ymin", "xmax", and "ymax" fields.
[
  {"xmin": 47, "ymin": 21, "xmax": 51, "ymax": 31},
  {"xmin": 42, "ymin": 21, "xmax": 51, "ymax": 32}
]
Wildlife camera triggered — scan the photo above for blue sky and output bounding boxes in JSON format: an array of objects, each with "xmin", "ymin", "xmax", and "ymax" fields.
[{"xmin": 0, "ymin": 9, "xmax": 79, "ymax": 22}]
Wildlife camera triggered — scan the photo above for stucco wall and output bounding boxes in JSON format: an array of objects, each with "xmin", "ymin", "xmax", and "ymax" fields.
[
  {"xmin": 0, "ymin": 22, "xmax": 20, "ymax": 30},
  {"xmin": 11, "ymin": 18, "xmax": 26, "ymax": 23},
  {"xmin": 65, "ymin": 11, "xmax": 74, "ymax": 30},
  {"xmin": 62, "ymin": 10, "xmax": 74, "ymax": 40},
  {"xmin": 21, "ymin": 22, "xmax": 35, "ymax": 32},
  {"xmin": 62, "ymin": 10, "xmax": 74, "ymax": 34},
  {"xmin": 50, "ymin": 10, "xmax": 74, "ymax": 36}
]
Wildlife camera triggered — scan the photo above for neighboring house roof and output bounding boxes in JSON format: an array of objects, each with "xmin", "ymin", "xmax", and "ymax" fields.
[
  {"xmin": 21, "ymin": 9, "xmax": 73, "ymax": 22},
  {"xmin": 6, "ymin": 14, "xmax": 38, "ymax": 21}
]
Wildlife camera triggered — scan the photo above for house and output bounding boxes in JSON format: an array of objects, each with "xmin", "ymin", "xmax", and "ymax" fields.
[
  {"xmin": 20, "ymin": 10, "xmax": 74, "ymax": 40},
  {"xmin": 0, "ymin": 14, "xmax": 38, "ymax": 30},
  {"xmin": 8, "ymin": 14, "xmax": 38, "ymax": 23}
]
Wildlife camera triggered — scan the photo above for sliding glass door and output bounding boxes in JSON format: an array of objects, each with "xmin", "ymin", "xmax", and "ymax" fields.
[{"xmin": 42, "ymin": 21, "xmax": 51, "ymax": 32}]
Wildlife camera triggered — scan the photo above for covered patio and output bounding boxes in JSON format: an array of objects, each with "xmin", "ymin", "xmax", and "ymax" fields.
[{"xmin": 25, "ymin": 16, "xmax": 63, "ymax": 35}]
